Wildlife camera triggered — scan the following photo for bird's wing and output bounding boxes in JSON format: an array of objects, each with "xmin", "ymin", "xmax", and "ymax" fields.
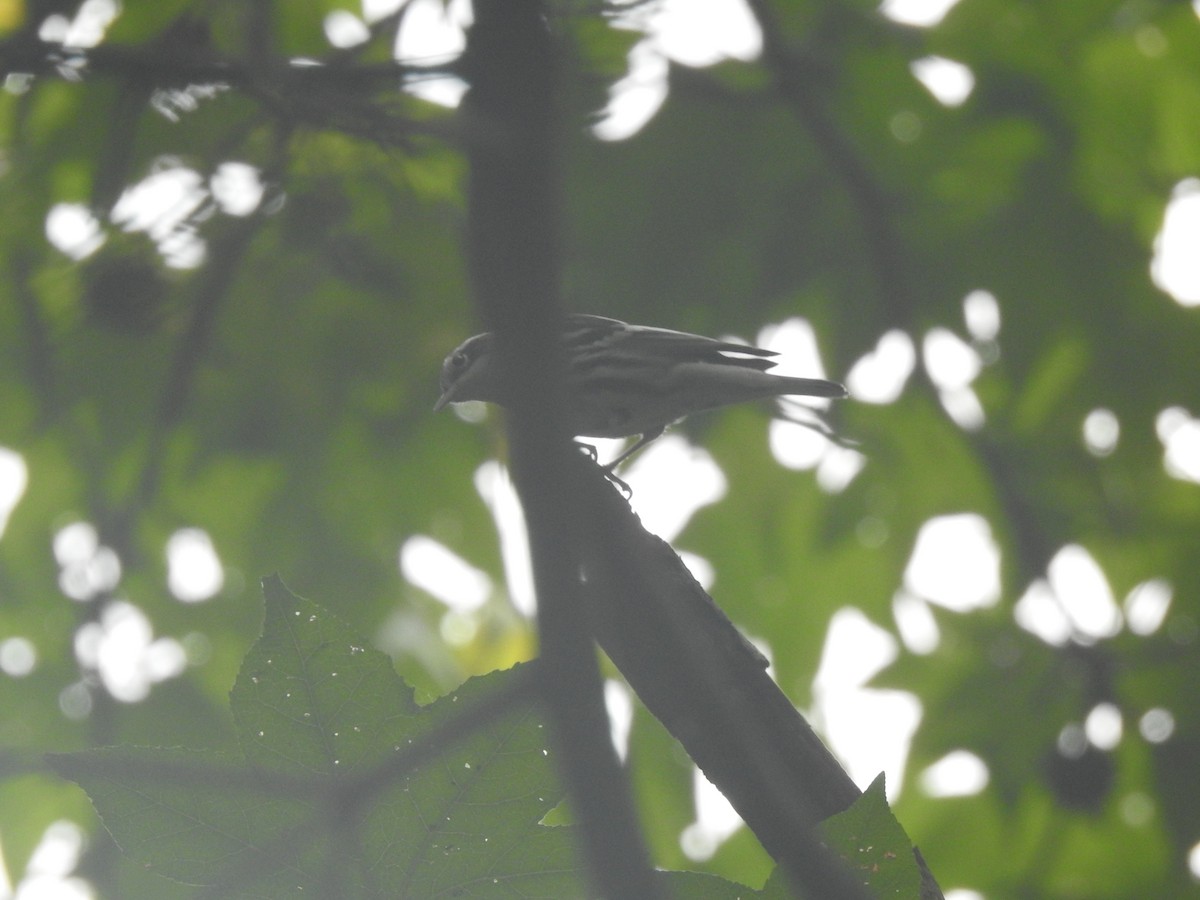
[{"xmin": 563, "ymin": 314, "xmax": 777, "ymax": 372}]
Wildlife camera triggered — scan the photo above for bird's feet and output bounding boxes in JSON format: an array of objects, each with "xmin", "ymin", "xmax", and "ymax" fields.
[{"xmin": 575, "ymin": 441, "xmax": 632, "ymax": 498}]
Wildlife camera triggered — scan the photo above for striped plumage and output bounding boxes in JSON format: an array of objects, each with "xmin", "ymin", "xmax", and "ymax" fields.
[{"xmin": 435, "ymin": 314, "xmax": 846, "ymax": 463}]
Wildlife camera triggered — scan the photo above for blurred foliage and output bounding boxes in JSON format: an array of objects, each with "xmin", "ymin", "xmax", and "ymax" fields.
[{"xmin": 0, "ymin": 0, "xmax": 1198, "ymax": 897}]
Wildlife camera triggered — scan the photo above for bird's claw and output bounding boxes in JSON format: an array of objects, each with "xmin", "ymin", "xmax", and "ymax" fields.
[
  {"xmin": 575, "ymin": 442, "xmax": 632, "ymax": 496},
  {"xmin": 602, "ymin": 467, "xmax": 632, "ymax": 498}
]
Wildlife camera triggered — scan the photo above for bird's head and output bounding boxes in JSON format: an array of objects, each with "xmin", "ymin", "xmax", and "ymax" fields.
[{"xmin": 434, "ymin": 332, "xmax": 502, "ymax": 411}]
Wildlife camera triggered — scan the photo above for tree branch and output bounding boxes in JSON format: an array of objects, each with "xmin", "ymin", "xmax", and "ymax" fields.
[
  {"xmin": 572, "ymin": 455, "xmax": 874, "ymax": 897},
  {"xmin": 460, "ymin": 2, "xmax": 661, "ymax": 897},
  {"xmin": 0, "ymin": 32, "xmax": 460, "ymax": 147}
]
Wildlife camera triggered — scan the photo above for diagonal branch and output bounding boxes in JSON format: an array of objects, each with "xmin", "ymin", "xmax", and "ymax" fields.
[{"xmin": 572, "ymin": 453, "xmax": 874, "ymax": 897}]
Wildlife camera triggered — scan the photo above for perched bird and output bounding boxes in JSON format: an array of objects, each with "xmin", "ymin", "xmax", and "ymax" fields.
[{"xmin": 435, "ymin": 314, "xmax": 847, "ymax": 467}]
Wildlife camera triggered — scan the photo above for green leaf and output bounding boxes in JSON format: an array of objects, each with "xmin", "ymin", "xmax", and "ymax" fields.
[
  {"xmin": 50, "ymin": 578, "xmax": 588, "ymax": 898},
  {"xmin": 47, "ymin": 746, "xmax": 311, "ymax": 888},
  {"xmin": 230, "ymin": 573, "xmax": 424, "ymax": 776},
  {"xmin": 817, "ymin": 774, "xmax": 922, "ymax": 898}
]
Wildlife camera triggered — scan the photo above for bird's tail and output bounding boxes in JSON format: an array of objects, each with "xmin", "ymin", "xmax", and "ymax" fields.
[{"xmin": 776, "ymin": 376, "xmax": 848, "ymax": 399}]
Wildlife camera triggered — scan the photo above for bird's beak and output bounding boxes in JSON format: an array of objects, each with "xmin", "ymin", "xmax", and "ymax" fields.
[{"xmin": 433, "ymin": 384, "xmax": 455, "ymax": 412}]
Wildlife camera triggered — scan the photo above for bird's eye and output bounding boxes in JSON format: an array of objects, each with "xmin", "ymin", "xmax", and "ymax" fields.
[{"xmin": 451, "ymin": 351, "xmax": 469, "ymax": 370}]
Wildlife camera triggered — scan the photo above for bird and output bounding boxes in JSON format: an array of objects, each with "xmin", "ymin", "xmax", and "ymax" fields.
[{"xmin": 435, "ymin": 314, "xmax": 847, "ymax": 468}]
